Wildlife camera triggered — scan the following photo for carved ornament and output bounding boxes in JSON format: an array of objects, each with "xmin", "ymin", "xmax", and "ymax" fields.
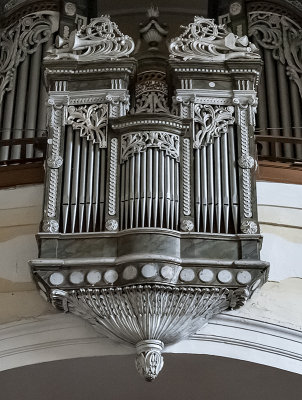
[
  {"xmin": 169, "ymin": 16, "xmax": 260, "ymax": 61},
  {"xmin": 66, "ymin": 104, "xmax": 108, "ymax": 148},
  {"xmin": 47, "ymin": 15, "xmax": 135, "ymax": 61},
  {"xmin": 121, "ymin": 131, "xmax": 180, "ymax": 162},
  {"xmin": 249, "ymin": 12, "xmax": 302, "ymax": 97},
  {"xmin": 0, "ymin": 11, "xmax": 58, "ymax": 105},
  {"xmin": 193, "ymin": 104, "xmax": 234, "ymax": 148}
]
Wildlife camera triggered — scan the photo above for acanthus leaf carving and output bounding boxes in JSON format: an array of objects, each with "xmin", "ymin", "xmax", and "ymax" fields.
[
  {"xmin": 169, "ymin": 17, "xmax": 260, "ymax": 62},
  {"xmin": 47, "ymin": 15, "xmax": 135, "ymax": 61},
  {"xmin": 193, "ymin": 104, "xmax": 234, "ymax": 148},
  {"xmin": 66, "ymin": 104, "xmax": 108, "ymax": 148}
]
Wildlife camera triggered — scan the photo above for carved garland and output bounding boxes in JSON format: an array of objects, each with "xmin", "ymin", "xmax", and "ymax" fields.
[
  {"xmin": 248, "ymin": 11, "xmax": 302, "ymax": 97},
  {"xmin": 193, "ymin": 104, "xmax": 235, "ymax": 148},
  {"xmin": 121, "ymin": 131, "xmax": 180, "ymax": 162},
  {"xmin": 66, "ymin": 104, "xmax": 108, "ymax": 148},
  {"xmin": 0, "ymin": 11, "xmax": 58, "ymax": 105}
]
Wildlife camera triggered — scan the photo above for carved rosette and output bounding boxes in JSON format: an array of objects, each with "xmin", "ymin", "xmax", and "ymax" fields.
[
  {"xmin": 0, "ymin": 11, "xmax": 59, "ymax": 104},
  {"xmin": 193, "ymin": 104, "xmax": 234, "ymax": 148},
  {"xmin": 241, "ymin": 220, "xmax": 258, "ymax": 234},
  {"xmin": 169, "ymin": 16, "xmax": 260, "ymax": 61},
  {"xmin": 121, "ymin": 131, "xmax": 180, "ymax": 162},
  {"xmin": 42, "ymin": 219, "xmax": 59, "ymax": 233},
  {"xmin": 66, "ymin": 104, "xmax": 108, "ymax": 148},
  {"xmin": 47, "ymin": 15, "xmax": 135, "ymax": 61}
]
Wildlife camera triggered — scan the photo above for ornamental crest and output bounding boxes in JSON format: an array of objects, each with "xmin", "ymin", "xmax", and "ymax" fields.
[
  {"xmin": 169, "ymin": 16, "xmax": 260, "ymax": 61},
  {"xmin": 47, "ymin": 15, "xmax": 135, "ymax": 61}
]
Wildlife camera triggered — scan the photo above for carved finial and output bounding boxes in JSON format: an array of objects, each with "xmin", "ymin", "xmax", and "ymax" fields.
[
  {"xmin": 139, "ymin": 6, "xmax": 168, "ymax": 48},
  {"xmin": 135, "ymin": 340, "xmax": 164, "ymax": 381},
  {"xmin": 46, "ymin": 15, "xmax": 134, "ymax": 61},
  {"xmin": 170, "ymin": 16, "xmax": 260, "ymax": 61}
]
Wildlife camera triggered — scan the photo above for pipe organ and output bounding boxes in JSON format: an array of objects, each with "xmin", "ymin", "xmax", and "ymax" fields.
[{"xmin": 30, "ymin": 14, "xmax": 269, "ymax": 381}]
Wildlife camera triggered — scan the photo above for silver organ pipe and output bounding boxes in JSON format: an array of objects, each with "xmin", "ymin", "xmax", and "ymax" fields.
[
  {"xmin": 70, "ymin": 131, "xmax": 81, "ymax": 233},
  {"xmin": 61, "ymin": 130, "xmax": 107, "ymax": 234},
  {"xmin": 24, "ymin": 45, "xmax": 43, "ymax": 158},
  {"xmin": 11, "ymin": 56, "xmax": 30, "ymax": 159}
]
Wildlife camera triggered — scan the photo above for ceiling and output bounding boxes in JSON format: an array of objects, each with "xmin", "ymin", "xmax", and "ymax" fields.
[{"xmin": 0, "ymin": 354, "xmax": 301, "ymax": 400}]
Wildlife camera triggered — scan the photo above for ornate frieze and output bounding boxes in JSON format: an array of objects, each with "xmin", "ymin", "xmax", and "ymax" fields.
[
  {"xmin": 65, "ymin": 104, "xmax": 108, "ymax": 148},
  {"xmin": 169, "ymin": 17, "xmax": 260, "ymax": 61},
  {"xmin": 0, "ymin": 11, "xmax": 58, "ymax": 104},
  {"xmin": 193, "ymin": 104, "xmax": 235, "ymax": 148},
  {"xmin": 121, "ymin": 131, "xmax": 180, "ymax": 162},
  {"xmin": 47, "ymin": 15, "xmax": 135, "ymax": 61},
  {"xmin": 248, "ymin": 11, "xmax": 302, "ymax": 97}
]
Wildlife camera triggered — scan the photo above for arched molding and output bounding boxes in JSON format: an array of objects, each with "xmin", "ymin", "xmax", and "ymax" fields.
[{"xmin": 0, "ymin": 312, "xmax": 301, "ymax": 375}]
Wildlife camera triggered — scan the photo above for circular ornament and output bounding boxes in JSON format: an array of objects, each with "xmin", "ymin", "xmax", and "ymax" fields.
[
  {"xmin": 238, "ymin": 155, "xmax": 255, "ymax": 169},
  {"xmin": 141, "ymin": 264, "xmax": 157, "ymax": 278},
  {"xmin": 236, "ymin": 270, "xmax": 252, "ymax": 284},
  {"xmin": 87, "ymin": 270, "xmax": 102, "ymax": 285},
  {"xmin": 123, "ymin": 265, "xmax": 138, "ymax": 280},
  {"xmin": 105, "ymin": 219, "xmax": 118, "ymax": 231},
  {"xmin": 229, "ymin": 2, "xmax": 242, "ymax": 16},
  {"xmin": 181, "ymin": 220, "xmax": 194, "ymax": 232},
  {"xmin": 47, "ymin": 156, "xmax": 63, "ymax": 169},
  {"xmin": 199, "ymin": 268, "xmax": 214, "ymax": 283},
  {"xmin": 160, "ymin": 265, "xmax": 174, "ymax": 280},
  {"xmin": 43, "ymin": 219, "xmax": 59, "ymax": 233},
  {"xmin": 104, "ymin": 269, "xmax": 118, "ymax": 284},
  {"xmin": 49, "ymin": 272, "xmax": 64, "ymax": 286},
  {"xmin": 180, "ymin": 268, "xmax": 195, "ymax": 282},
  {"xmin": 65, "ymin": 2, "xmax": 77, "ymax": 16},
  {"xmin": 217, "ymin": 270, "xmax": 233, "ymax": 284},
  {"xmin": 241, "ymin": 220, "xmax": 258, "ymax": 234},
  {"xmin": 69, "ymin": 271, "xmax": 84, "ymax": 284}
]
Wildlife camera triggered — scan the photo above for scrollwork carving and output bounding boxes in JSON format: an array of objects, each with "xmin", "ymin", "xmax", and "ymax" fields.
[
  {"xmin": 169, "ymin": 16, "xmax": 260, "ymax": 61},
  {"xmin": 47, "ymin": 15, "xmax": 134, "ymax": 61},
  {"xmin": 0, "ymin": 11, "xmax": 58, "ymax": 104},
  {"xmin": 193, "ymin": 104, "xmax": 234, "ymax": 148},
  {"xmin": 66, "ymin": 104, "xmax": 108, "ymax": 148},
  {"xmin": 249, "ymin": 11, "xmax": 302, "ymax": 97},
  {"xmin": 121, "ymin": 131, "xmax": 180, "ymax": 162}
]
